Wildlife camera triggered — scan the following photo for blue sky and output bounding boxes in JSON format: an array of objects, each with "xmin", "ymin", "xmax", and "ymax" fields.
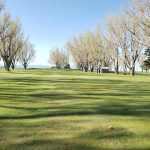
[{"xmin": 5, "ymin": 0, "xmax": 129, "ymax": 66}]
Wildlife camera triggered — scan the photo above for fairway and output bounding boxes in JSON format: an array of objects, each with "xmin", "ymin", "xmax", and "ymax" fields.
[{"xmin": 0, "ymin": 69, "xmax": 150, "ymax": 150}]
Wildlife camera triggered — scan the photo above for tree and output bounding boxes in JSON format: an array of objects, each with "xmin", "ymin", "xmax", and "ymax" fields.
[
  {"xmin": 19, "ymin": 40, "xmax": 36, "ymax": 69},
  {"xmin": 89, "ymin": 25, "xmax": 104, "ymax": 73},
  {"xmin": 128, "ymin": 0, "xmax": 150, "ymax": 47},
  {"xmin": 67, "ymin": 34, "xmax": 90, "ymax": 72},
  {"xmin": 105, "ymin": 16, "xmax": 121, "ymax": 74},
  {"xmin": 60, "ymin": 49, "xmax": 70, "ymax": 69},
  {"xmin": 141, "ymin": 60, "xmax": 150, "ymax": 73},
  {"xmin": 144, "ymin": 47, "xmax": 150, "ymax": 59},
  {"xmin": 49, "ymin": 47, "xmax": 70, "ymax": 69},
  {"xmin": 106, "ymin": 11, "xmax": 144, "ymax": 76},
  {"xmin": 141, "ymin": 47, "xmax": 150, "ymax": 72},
  {"xmin": 67, "ymin": 25, "xmax": 103, "ymax": 73},
  {"xmin": 125, "ymin": 13, "xmax": 144, "ymax": 76},
  {"xmin": 0, "ymin": 12, "xmax": 23, "ymax": 71},
  {"xmin": 105, "ymin": 13, "xmax": 131, "ymax": 75}
]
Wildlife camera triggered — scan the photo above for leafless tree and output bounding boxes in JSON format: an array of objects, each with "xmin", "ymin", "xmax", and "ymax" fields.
[
  {"xmin": 105, "ymin": 11, "xmax": 144, "ymax": 76},
  {"xmin": 67, "ymin": 35, "xmax": 85, "ymax": 71},
  {"xmin": 128, "ymin": 0, "xmax": 150, "ymax": 46},
  {"xmin": 18, "ymin": 39, "xmax": 36, "ymax": 69},
  {"xmin": 49, "ymin": 47, "xmax": 70, "ymax": 69},
  {"xmin": 67, "ymin": 25, "xmax": 104, "ymax": 72},
  {"xmin": 105, "ymin": 16, "xmax": 120, "ymax": 74},
  {"xmin": 0, "ymin": 12, "xmax": 23, "ymax": 71}
]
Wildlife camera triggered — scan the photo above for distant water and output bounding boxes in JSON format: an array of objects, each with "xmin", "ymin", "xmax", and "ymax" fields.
[{"xmin": 0, "ymin": 65, "xmax": 50, "ymax": 69}]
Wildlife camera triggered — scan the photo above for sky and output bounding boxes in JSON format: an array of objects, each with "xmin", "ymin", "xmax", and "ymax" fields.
[{"xmin": 4, "ymin": 0, "xmax": 129, "ymax": 66}]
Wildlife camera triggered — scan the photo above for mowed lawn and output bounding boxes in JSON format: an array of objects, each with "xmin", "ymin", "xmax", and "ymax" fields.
[{"xmin": 0, "ymin": 69, "xmax": 150, "ymax": 150}]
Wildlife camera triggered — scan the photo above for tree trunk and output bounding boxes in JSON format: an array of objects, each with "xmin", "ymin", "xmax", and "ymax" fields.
[
  {"xmin": 11, "ymin": 66, "xmax": 15, "ymax": 69},
  {"xmin": 4, "ymin": 62, "xmax": 10, "ymax": 71},
  {"xmin": 85, "ymin": 61, "xmax": 89, "ymax": 72},
  {"xmin": 5, "ymin": 65, "xmax": 10, "ymax": 71},
  {"xmin": 79, "ymin": 64, "xmax": 84, "ymax": 71},
  {"xmin": 24, "ymin": 65, "xmax": 27, "ymax": 70},
  {"xmin": 84, "ymin": 66, "xmax": 88, "ymax": 72},
  {"xmin": 11, "ymin": 63, "xmax": 15, "ymax": 70},
  {"xmin": 90, "ymin": 66, "xmax": 94, "ymax": 72},
  {"xmin": 130, "ymin": 60, "xmax": 136, "ymax": 76},
  {"xmin": 97, "ymin": 63, "xmax": 101, "ymax": 73},
  {"xmin": 97, "ymin": 68, "xmax": 101, "ymax": 73},
  {"xmin": 130, "ymin": 67, "xmax": 135, "ymax": 76},
  {"xmin": 116, "ymin": 58, "xmax": 119, "ymax": 74},
  {"xmin": 123, "ymin": 62, "xmax": 127, "ymax": 75},
  {"xmin": 115, "ymin": 60, "xmax": 119, "ymax": 74},
  {"xmin": 3, "ymin": 58, "xmax": 11, "ymax": 71},
  {"xmin": 24, "ymin": 63, "xmax": 27, "ymax": 70}
]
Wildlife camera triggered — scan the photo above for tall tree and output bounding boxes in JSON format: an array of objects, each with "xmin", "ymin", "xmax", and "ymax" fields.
[
  {"xmin": 106, "ymin": 14, "xmax": 131, "ymax": 74},
  {"xmin": 105, "ymin": 16, "xmax": 121, "ymax": 74},
  {"xmin": 106, "ymin": 12, "xmax": 144, "ymax": 76},
  {"xmin": 19, "ymin": 40, "xmax": 36, "ymax": 69},
  {"xmin": 0, "ymin": 12, "xmax": 23, "ymax": 71},
  {"xmin": 128, "ymin": 0, "xmax": 150, "ymax": 46},
  {"xmin": 67, "ymin": 25, "xmax": 103, "ymax": 72},
  {"xmin": 125, "ymin": 13, "xmax": 144, "ymax": 76}
]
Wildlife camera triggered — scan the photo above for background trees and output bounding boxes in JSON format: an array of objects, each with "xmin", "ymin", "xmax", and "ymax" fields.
[
  {"xmin": 0, "ymin": 10, "xmax": 36, "ymax": 71},
  {"xmin": 0, "ymin": 0, "xmax": 149, "ymax": 75},
  {"xmin": 141, "ymin": 47, "xmax": 150, "ymax": 72},
  {"xmin": 48, "ymin": 47, "xmax": 70, "ymax": 69},
  {"xmin": 64, "ymin": 0, "xmax": 149, "ymax": 76},
  {"xmin": 66, "ymin": 26, "xmax": 104, "ymax": 72},
  {"xmin": 19, "ymin": 40, "xmax": 36, "ymax": 69},
  {"xmin": 128, "ymin": 0, "xmax": 150, "ymax": 47},
  {"xmin": 105, "ymin": 15, "xmax": 121, "ymax": 74}
]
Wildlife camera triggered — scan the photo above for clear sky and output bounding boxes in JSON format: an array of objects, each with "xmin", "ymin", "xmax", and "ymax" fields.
[{"xmin": 5, "ymin": 0, "xmax": 129, "ymax": 66}]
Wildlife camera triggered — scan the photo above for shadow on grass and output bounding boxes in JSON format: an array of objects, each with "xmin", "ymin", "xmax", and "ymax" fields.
[
  {"xmin": 0, "ymin": 74, "xmax": 150, "ymax": 120},
  {"xmin": 0, "ymin": 102, "xmax": 149, "ymax": 120},
  {"xmin": 2, "ymin": 127, "xmax": 149, "ymax": 150},
  {"xmin": 78, "ymin": 127, "xmax": 133, "ymax": 140},
  {"xmin": 2, "ymin": 139, "xmax": 100, "ymax": 150},
  {"xmin": 0, "ymin": 71, "xmax": 150, "ymax": 150}
]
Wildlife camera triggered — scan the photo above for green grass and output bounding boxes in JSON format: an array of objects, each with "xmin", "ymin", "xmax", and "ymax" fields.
[{"xmin": 0, "ymin": 69, "xmax": 150, "ymax": 150}]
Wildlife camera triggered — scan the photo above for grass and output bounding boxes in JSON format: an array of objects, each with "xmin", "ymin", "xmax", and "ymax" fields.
[{"xmin": 0, "ymin": 69, "xmax": 150, "ymax": 150}]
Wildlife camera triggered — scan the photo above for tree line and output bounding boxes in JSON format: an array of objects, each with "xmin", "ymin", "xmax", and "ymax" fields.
[
  {"xmin": 0, "ymin": 1, "xmax": 36, "ymax": 71},
  {"xmin": 49, "ymin": 0, "xmax": 150, "ymax": 76}
]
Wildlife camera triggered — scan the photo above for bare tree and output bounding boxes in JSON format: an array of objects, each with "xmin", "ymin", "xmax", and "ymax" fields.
[
  {"xmin": 105, "ymin": 17, "xmax": 120, "ymax": 74},
  {"xmin": 128, "ymin": 0, "xmax": 150, "ymax": 46},
  {"xmin": 89, "ymin": 25, "xmax": 104, "ymax": 73},
  {"xmin": 0, "ymin": 12, "xmax": 23, "ymax": 71},
  {"xmin": 67, "ymin": 25, "xmax": 103, "ymax": 72},
  {"xmin": 67, "ymin": 36, "xmax": 85, "ymax": 71},
  {"xmin": 49, "ymin": 47, "xmax": 70, "ymax": 69},
  {"xmin": 124, "ymin": 12, "xmax": 144, "ymax": 75},
  {"xmin": 105, "ymin": 13, "xmax": 132, "ymax": 75},
  {"xmin": 19, "ymin": 40, "xmax": 36, "ymax": 69},
  {"xmin": 105, "ymin": 11, "xmax": 144, "ymax": 76}
]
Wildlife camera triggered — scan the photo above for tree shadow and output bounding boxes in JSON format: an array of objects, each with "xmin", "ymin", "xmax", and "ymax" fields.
[
  {"xmin": 0, "ymin": 72, "xmax": 150, "ymax": 120},
  {"xmin": 2, "ymin": 127, "xmax": 149, "ymax": 150},
  {"xmin": 2, "ymin": 139, "xmax": 99, "ymax": 150}
]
